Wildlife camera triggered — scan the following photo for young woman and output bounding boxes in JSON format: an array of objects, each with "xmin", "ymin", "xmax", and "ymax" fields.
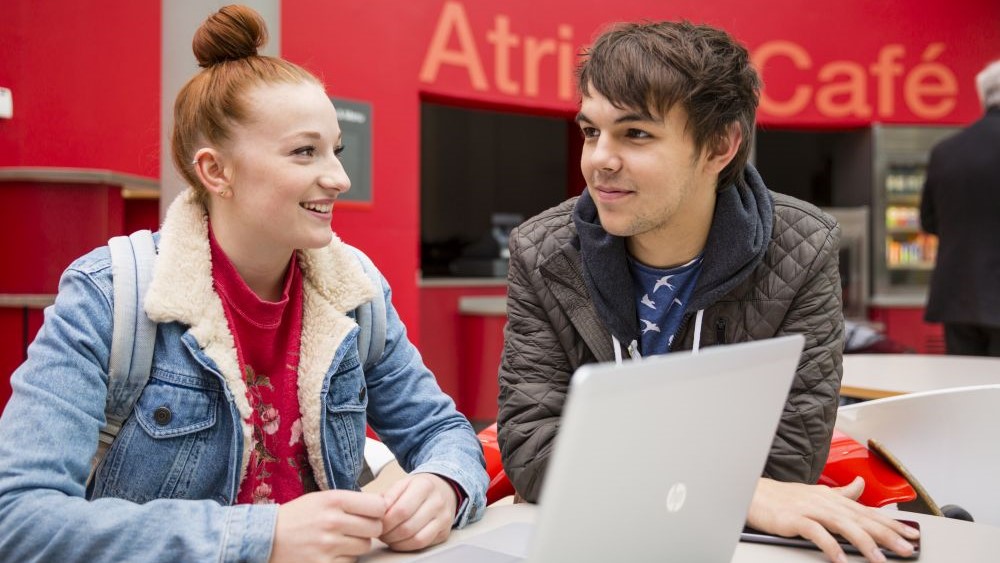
[{"xmin": 0, "ymin": 6, "xmax": 486, "ymax": 562}]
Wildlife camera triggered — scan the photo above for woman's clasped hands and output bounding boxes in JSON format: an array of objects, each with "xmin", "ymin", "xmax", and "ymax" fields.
[{"xmin": 270, "ymin": 473, "xmax": 458, "ymax": 562}]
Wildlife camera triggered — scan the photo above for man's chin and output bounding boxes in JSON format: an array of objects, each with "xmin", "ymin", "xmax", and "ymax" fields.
[
  {"xmin": 593, "ymin": 209, "xmax": 635, "ymax": 238},
  {"xmin": 597, "ymin": 220, "xmax": 638, "ymax": 238}
]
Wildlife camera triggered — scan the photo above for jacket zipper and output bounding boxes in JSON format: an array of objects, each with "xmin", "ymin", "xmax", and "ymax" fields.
[
  {"xmin": 669, "ymin": 313, "xmax": 693, "ymax": 352},
  {"xmin": 715, "ymin": 317, "xmax": 728, "ymax": 345}
]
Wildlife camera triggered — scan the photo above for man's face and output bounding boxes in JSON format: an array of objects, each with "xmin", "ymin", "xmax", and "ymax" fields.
[{"xmin": 577, "ymin": 89, "xmax": 720, "ymax": 258}]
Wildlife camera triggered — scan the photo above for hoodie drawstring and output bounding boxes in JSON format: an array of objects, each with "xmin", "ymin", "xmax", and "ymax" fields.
[
  {"xmin": 612, "ymin": 309, "xmax": 704, "ymax": 364},
  {"xmin": 611, "ymin": 309, "xmax": 705, "ymax": 366},
  {"xmin": 692, "ymin": 309, "xmax": 704, "ymax": 354},
  {"xmin": 612, "ymin": 336, "xmax": 642, "ymax": 366}
]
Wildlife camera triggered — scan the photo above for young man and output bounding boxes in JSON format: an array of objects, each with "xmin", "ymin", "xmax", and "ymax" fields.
[
  {"xmin": 498, "ymin": 21, "xmax": 919, "ymax": 563},
  {"xmin": 920, "ymin": 59, "xmax": 1000, "ymax": 356}
]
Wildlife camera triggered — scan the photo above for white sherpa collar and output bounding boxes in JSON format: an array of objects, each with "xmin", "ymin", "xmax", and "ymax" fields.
[{"xmin": 144, "ymin": 189, "xmax": 376, "ymax": 491}]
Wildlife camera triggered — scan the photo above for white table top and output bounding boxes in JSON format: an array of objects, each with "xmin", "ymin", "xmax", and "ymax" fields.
[
  {"xmin": 360, "ymin": 503, "xmax": 1000, "ymax": 562},
  {"xmin": 840, "ymin": 354, "xmax": 1000, "ymax": 400}
]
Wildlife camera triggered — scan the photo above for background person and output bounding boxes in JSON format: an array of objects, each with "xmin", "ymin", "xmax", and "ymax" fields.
[
  {"xmin": 0, "ymin": 6, "xmax": 486, "ymax": 562},
  {"xmin": 497, "ymin": 20, "xmax": 918, "ymax": 563},
  {"xmin": 920, "ymin": 60, "xmax": 1000, "ymax": 357}
]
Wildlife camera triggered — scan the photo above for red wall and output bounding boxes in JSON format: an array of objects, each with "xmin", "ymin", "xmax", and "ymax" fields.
[
  {"xmin": 418, "ymin": 286, "xmax": 507, "ymax": 421},
  {"xmin": 0, "ymin": 1, "xmax": 160, "ymax": 176},
  {"xmin": 0, "ymin": 183, "xmax": 125, "ymax": 293},
  {"xmin": 870, "ymin": 307, "xmax": 946, "ymax": 354}
]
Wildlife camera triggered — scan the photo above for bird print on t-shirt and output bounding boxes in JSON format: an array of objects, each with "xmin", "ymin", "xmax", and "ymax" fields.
[
  {"xmin": 630, "ymin": 256, "xmax": 703, "ymax": 356},
  {"xmin": 653, "ymin": 275, "xmax": 676, "ymax": 292},
  {"xmin": 639, "ymin": 290, "xmax": 686, "ymax": 334}
]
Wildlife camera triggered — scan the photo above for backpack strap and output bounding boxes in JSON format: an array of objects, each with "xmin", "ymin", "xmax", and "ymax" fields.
[
  {"xmin": 95, "ymin": 230, "xmax": 158, "ymax": 468},
  {"xmin": 350, "ymin": 247, "xmax": 387, "ymax": 372}
]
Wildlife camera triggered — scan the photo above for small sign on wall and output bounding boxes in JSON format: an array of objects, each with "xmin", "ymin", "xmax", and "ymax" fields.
[{"xmin": 330, "ymin": 97, "xmax": 372, "ymax": 205}]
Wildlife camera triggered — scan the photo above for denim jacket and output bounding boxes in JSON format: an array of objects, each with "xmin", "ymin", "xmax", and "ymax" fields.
[{"xmin": 0, "ymin": 190, "xmax": 487, "ymax": 562}]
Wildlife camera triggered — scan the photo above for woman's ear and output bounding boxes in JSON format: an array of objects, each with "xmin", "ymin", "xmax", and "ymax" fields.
[
  {"xmin": 192, "ymin": 148, "xmax": 233, "ymax": 198},
  {"xmin": 704, "ymin": 122, "xmax": 743, "ymax": 175}
]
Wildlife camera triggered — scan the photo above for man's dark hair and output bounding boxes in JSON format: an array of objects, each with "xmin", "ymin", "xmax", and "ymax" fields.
[{"xmin": 578, "ymin": 21, "xmax": 761, "ymax": 190}]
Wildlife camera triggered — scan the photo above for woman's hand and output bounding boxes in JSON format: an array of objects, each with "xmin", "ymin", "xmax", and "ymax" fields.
[
  {"xmin": 379, "ymin": 473, "xmax": 459, "ymax": 551},
  {"xmin": 270, "ymin": 490, "xmax": 386, "ymax": 563},
  {"xmin": 747, "ymin": 477, "xmax": 920, "ymax": 563}
]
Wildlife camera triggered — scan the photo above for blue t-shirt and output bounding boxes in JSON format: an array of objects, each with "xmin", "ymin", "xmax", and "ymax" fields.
[{"xmin": 629, "ymin": 255, "xmax": 703, "ymax": 355}]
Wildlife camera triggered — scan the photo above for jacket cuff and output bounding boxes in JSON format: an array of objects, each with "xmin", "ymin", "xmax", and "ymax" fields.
[
  {"xmin": 220, "ymin": 504, "xmax": 279, "ymax": 563},
  {"xmin": 431, "ymin": 473, "xmax": 468, "ymax": 520}
]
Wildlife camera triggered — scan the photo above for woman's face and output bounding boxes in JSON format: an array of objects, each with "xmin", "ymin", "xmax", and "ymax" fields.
[{"xmin": 216, "ymin": 80, "xmax": 350, "ymax": 260}]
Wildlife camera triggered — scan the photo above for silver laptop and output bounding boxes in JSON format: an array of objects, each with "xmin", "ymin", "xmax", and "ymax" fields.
[{"xmin": 411, "ymin": 334, "xmax": 805, "ymax": 563}]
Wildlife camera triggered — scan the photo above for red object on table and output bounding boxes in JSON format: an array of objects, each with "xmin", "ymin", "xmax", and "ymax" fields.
[{"xmin": 819, "ymin": 429, "xmax": 917, "ymax": 507}]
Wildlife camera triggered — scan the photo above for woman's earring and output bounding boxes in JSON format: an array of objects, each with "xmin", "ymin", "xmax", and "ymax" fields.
[{"xmin": 219, "ymin": 189, "xmax": 230, "ymax": 198}]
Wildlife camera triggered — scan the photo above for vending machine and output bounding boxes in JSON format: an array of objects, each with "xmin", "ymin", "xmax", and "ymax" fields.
[
  {"xmin": 870, "ymin": 125, "xmax": 961, "ymax": 306},
  {"xmin": 867, "ymin": 125, "xmax": 960, "ymax": 353}
]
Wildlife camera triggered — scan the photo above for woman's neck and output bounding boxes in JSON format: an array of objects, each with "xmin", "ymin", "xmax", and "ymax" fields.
[{"xmin": 209, "ymin": 219, "xmax": 292, "ymax": 302}]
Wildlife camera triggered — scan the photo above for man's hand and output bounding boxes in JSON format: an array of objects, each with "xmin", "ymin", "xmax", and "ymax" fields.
[
  {"xmin": 270, "ymin": 490, "xmax": 386, "ymax": 563},
  {"xmin": 379, "ymin": 473, "xmax": 459, "ymax": 551},
  {"xmin": 747, "ymin": 477, "xmax": 920, "ymax": 563}
]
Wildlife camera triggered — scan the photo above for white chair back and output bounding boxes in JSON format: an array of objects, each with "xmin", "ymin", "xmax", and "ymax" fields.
[{"xmin": 836, "ymin": 384, "xmax": 1000, "ymax": 526}]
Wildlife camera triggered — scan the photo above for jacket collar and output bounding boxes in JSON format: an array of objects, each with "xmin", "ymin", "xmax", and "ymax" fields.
[
  {"xmin": 538, "ymin": 241, "xmax": 616, "ymax": 363},
  {"xmin": 143, "ymin": 189, "xmax": 375, "ymax": 490}
]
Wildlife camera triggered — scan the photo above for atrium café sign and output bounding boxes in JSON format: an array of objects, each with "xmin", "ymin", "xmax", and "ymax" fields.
[{"xmin": 418, "ymin": 1, "xmax": 960, "ymax": 122}]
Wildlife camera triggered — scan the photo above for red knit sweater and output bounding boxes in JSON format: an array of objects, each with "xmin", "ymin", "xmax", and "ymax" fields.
[{"xmin": 209, "ymin": 230, "xmax": 316, "ymax": 504}]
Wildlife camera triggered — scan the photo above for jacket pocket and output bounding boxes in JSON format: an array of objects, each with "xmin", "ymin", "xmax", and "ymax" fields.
[
  {"xmin": 134, "ymin": 376, "xmax": 217, "ymax": 438},
  {"xmin": 93, "ymin": 370, "xmax": 225, "ymax": 503},
  {"xmin": 324, "ymin": 353, "xmax": 369, "ymax": 488}
]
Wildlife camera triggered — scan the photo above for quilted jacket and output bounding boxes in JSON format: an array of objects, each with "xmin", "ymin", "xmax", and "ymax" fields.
[{"xmin": 498, "ymin": 165, "xmax": 844, "ymax": 502}]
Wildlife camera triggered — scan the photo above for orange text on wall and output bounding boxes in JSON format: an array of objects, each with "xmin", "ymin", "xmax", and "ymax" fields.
[{"xmin": 418, "ymin": 1, "xmax": 959, "ymax": 122}]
